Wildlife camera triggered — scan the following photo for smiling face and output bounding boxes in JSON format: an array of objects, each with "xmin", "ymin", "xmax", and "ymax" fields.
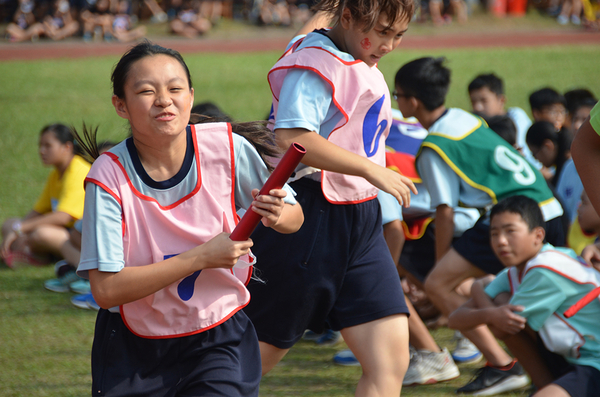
[
  {"xmin": 112, "ymin": 54, "xmax": 194, "ymax": 145},
  {"xmin": 342, "ymin": 11, "xmax": 409, "ymax": 67},
  {"xmin": 490, "ymin": 211, "xmax": 545, "ymax": 270}
]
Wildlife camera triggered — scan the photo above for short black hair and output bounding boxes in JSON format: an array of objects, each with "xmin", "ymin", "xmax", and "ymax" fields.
[
  {"xmin": 395, "ymin": 57, "xmax": 450, "ymax": 111},
  {"xmin": 490, "ymin": 195, "xmax": 545, "ymax": 231},
  {"xmin": 564, "ymin": 88, "xmax": 597, "ymax": 115},
  {"xmin": 468, "ymin": 73, "xmax": 504, "ymax": 96},
  {"xmin": 529, "ymin": 87, "xmax": 566, "ymax": 112},
  {"xmin": 485, "ymin": 115, "xmax": 517, "ymax": 146}
]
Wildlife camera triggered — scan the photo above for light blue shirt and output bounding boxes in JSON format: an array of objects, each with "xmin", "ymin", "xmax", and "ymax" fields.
[
  {"xmin": 78, "ymin": 133, "xmax": 297, "ymax": 279},
  {"xmin": 555, "ymin": 158, "xmax": 583, "ymax": 224}
]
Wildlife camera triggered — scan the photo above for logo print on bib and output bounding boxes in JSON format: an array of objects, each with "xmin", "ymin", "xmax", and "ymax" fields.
[
  {"xmin": 362, "ymin": 95, "xmax": 388, "ymax": 157},
  {"xmin": 164, "ymin": 254, "xmax": 203, "ymax": 302}
]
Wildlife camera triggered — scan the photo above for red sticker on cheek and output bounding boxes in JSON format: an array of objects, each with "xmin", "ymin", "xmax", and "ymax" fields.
[{"xmin": 360, "ymin": 38, "xmax": 371, "ymax": 50}]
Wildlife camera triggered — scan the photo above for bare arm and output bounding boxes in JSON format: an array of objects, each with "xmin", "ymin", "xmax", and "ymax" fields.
[
  {"xmin": 572, "ymin": 118, "xmax": 600, "ymax": 215},
  {"xmin": 276, "ymin": 128, "xmax": 417, "ymax": 206},
  {"xmin": 89, "ymin": 233, "xmax": 254, "ymax": 309},
  {"xmin": 449, "ymin": 298, "xmax": 526, "ymax": 335},
  {"xmin": 434, "ymin": 204, "xmax": 454, "ymax": 261}
]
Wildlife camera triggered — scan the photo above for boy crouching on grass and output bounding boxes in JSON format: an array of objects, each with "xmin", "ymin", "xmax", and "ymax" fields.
[{"xmin": 448, "ymin": 195, "xmax": 600, "ymax": 397}]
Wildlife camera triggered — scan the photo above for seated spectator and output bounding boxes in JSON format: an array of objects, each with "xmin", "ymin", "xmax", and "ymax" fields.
[
  {"xmin": 557, "ymin": 0, "xmax": 583, "ymax": 25},
  {"xmin": 257, "ymin": 0, "xmax": 291, "ymax": 26},
  {"xmin": 468, "ymin": 73, "xmax": 534, "ymax": 166},
  {"xmin": 42, "ymin": 0, "xmax": 80, "ymax": 41},
  {"xmin": 529, "ymin": 87, "xmax": 568, "ymax": 133},
  {"xmin": 5, "ymin": 0, "xmax": 46, "ymax": 42},
  {"xmin": 1, "ymin": 124, "xmax": 91, "ymax": 269},
  {"xmin": 564, "ymin": 88, "xmax": 596, "ymax": 131},
  {"xmin": 111, "ymin": 0, "xmax": 147, "ymax": 42},
  {"xmin": 526, "ymin": 121, "xmax": 581, "ymax": 224},
  {"xmin": 169, "ymin": 0, "xmax": 211, "ymax": 38},
  {"xmin": 449, "ymin": 195, "xmax": 600, "ymax": 396},
  {"xmin": 485, "ymin": 114, "xmax": 518, "ymax": 150},
  {"xmin": 80, "ymin": 0, "xmax": 115, "ymax": 41},
  {"xmin": 429, "ymin": 0, "xmax": 467, "ymax": 26},
  {"xmin": 569, "ymin": 97, "xmax": 598, "ymax": 134},
  {"xmin": 190, "ymin": 101, "xmax": 232, "ymax": 122}
]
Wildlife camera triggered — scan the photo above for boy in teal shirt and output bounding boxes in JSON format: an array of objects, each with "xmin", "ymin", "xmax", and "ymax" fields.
[{"xmin": 449, "ymin": 195, "xmax": 600, "ymax": 397}]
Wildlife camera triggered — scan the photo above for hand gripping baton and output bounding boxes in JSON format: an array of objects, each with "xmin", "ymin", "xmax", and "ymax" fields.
[{"xmin": 229, "ymin": 142, "xmax": 306, "ymax": 241}]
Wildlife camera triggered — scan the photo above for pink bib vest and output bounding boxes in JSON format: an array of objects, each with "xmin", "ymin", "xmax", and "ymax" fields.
[
  {"xmin": 268, "ymin": 34, "xmax": 392, "ymax": 204},
  {"xmin": 507, "ymin": 250, "xmax": 600, "ymax": 358},
  {"xmin": 85, "ymin": 123, "xmax": 253, "ymax": 339}
]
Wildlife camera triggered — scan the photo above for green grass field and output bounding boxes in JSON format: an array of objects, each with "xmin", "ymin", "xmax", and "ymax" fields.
[{"xmin": 0, "ymin": 19, "xmax": 599, "ymax": 396}]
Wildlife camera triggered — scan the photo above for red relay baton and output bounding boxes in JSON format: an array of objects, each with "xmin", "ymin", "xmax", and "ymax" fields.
[{"xmin": 229, "ymin": 142, "xmax": 306, "ymax": 241}]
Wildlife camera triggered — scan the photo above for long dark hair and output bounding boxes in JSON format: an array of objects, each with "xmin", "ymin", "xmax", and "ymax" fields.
[
  {"xmin": 526, "ymin": 121, "xmax": 572, "ymax": 186},
  {"xmin": 73, "ymin": 41, "xmax": 280, "ymax": 170}
]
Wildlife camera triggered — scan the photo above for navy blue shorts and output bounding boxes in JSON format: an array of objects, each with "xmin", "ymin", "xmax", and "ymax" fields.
[
  {"xmin": 91, "ymin": 310, "xmax": 261, "ymax": 397},
  {"xmin": 535, "ymin": 335, "xmax": 600, "ymax": 397},
  {"xmin": 453, "ymin": 213, "xmax": 566, "ymax": 275},
  {"xmin": 244, "ymin": 178, "xmax": 409, "ymax": 349}
]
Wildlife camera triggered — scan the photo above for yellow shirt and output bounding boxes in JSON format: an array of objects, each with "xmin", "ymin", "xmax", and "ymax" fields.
[{"xmin": 33, "ymin": 155, "xmax": 91, "ymax": 225}]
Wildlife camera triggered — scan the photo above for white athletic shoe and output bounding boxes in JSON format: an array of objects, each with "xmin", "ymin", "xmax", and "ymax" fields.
[
  {"xmin": 403, "ymin": 347, "xmax": 460, "ymax": 386},
  {"xmin": 452, "ymin": 331, "xmax": 484, "ymax": 364}
]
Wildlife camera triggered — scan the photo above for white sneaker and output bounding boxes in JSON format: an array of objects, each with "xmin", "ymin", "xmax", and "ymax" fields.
[
  {"xmin": 403, "ymin": 347, "xmax": 460, "ymax": 386},
  {"xmin": 452, "ymin": 331, "xmax": 483, "ymax": 364}
]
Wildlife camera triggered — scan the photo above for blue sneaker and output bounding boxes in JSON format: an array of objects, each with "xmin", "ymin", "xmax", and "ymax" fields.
[
  {"xmin": 44, "ymin": 268, "xmax": 80, "ymax": 293},
  {"xmin": 316, "ymin": 329, "xmax": 342, "ymax": 346},
  {"xmin": 71, "ymin": 293, "xmax": 92, "ymax": 309},
  {"xmin": 452, "ymin": 331, "xmax": 483, "ymax": 364},
  {"xmin": 69, "ymin": 279, "xmax": 91, "ymax": 294},
  {"xmin": 333, "ymin": 349, "xmax": 360, "ymax": 366},
  {"xmin": 86, "ymin": 293, "xmax": 100, "ymax": 311}
]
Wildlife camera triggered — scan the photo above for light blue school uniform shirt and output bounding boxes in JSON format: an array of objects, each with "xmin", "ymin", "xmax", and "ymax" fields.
[
  {"xmin": 555, "ymin": 158, "xmax": 583, "ymax": 224},
  {"xmin": 485, "ymin": 245, "xmax": 600, "ymax": 372},
  {"xmin": 273, "ymin": 30, "xmax": 352, "ymax": 181},
  {"xmin": 78, "ymin": 132, "xmax": 297, "ymax": 280},
  {"xmin": 506, "ymin": 106, "xmax": 538, "ymax": 168}
]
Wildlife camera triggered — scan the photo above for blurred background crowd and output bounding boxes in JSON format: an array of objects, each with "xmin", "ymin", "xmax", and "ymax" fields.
[{"xmin": 1, "ymin": 0, "xmax": 598, "ymax": 43}]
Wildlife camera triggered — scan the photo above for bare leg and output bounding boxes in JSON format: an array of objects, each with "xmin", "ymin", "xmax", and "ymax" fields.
[
  {"xmin": 407, "ymin": 298, "xmax": 440, "ymax": 352},
  {"xmin": 259, "ymin": 341, "xmax": 290, "ymax": 375},
  {"xmin": 533, "ymin": 384, "xmax": 570, "ymax": 397},
  {"xmin": 341, "ymin": 314, "xmax": 409, "ymax": 397},
  {"xmin": 425, "ymin": 248, "xmax": 514, "ymax": 366},
  {"xmin": 27, "ymin": 224, "xmax": 70, "ymax": 258}
]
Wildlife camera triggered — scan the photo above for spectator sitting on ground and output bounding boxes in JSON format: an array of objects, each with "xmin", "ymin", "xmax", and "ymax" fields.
[
  {"xmin": 111, "ymin": 0, "xmax": 147, "ymax": 42},
  {"xmin": 5, "ymin": 0, "xmax": 46, "ymax": 42},
  {"xmin": 468, "ymin": 73, "xmax": 534, "ymax": 166},
  {"xmin": 529, "ymin": 87, "xmax": 568, "ymax": 133},
  {"xmin": 485, "ymin": 114, "xmax": 519, "ymax": 152},
  {"xmin": 169, "ymin": 0, "xmax": 211, "ymax": 38},
  {"xmin": 564, "ymin": 88, "xmax": 596, "ymax": 131},
  {"xmin": 428, "ymin": 0, "xmax": 467, "ymax": 26},
  {"xmin": 80, "ymin": 0, "xmax": 116, "ymax": 41},
  {"xmin": 449, "ymin": 195, "xmax": 600, "ymax": 397},
  {"xmin": 526, "ymin": 121, "xmax": 581, "ymax": 226},
  {"xmin": 568, "ymin": 96, "xmax": 597, "ymax": 134},
  {"xmin": 1, "ymin": 124, "xmax": 91, "ymax": 269},
  {"xmin": 42, "ymin": 0, "xmax": 80, "ymax": 40}
]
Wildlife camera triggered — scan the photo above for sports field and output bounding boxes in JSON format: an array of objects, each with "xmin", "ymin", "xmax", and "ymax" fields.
[{"xmin": 0, "ymin": 12, "xmax": 599, "ymax": 396}]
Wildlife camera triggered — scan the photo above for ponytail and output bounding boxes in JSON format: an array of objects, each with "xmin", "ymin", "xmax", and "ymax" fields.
[{"xmin": 189, "ymin": 114, "xmax": 281, "ymax": 172}]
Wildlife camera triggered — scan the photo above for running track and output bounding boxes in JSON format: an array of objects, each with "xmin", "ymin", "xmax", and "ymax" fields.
[{"xmin": 0, "ymin": 29, "xmax": 598, "ymax": 61}]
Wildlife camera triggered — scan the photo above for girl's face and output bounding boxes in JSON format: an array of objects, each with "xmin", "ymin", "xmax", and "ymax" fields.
[
  {"xmin": 112, "ymin": 54, "xmax": 194, "ymax": 144},
  {"xmin": 342, "ymin": 11, "xmax": 409, "ymax": 67},
  {"xmin": 39, "ymin": 131, "xmax": 70, "ymax": 166},
  {"xmin": 528, "ymin": 139, "xmax": 556, "ymax": 168}
]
